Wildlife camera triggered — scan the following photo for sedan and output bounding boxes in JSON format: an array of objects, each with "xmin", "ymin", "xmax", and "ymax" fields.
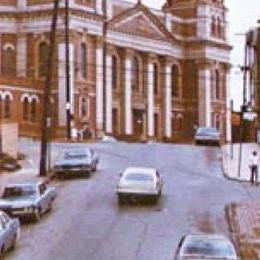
[
  {"xmin": 116, "ymin": 167, "xmax": 163, "ymax": 204},
  {"xmin": 54, "ymin": 148, "xmax": 99, "ymax": 178},
  {"xmin": 174, "ymin": 234, "xmax": 238, "ymax": 260},
  {"xmin": 0, "ymin": 182, "xmax": 57, "ymax": 222},
  {"xmin": 195, "ymin": 127, "xmax": 220, "ymax": 145},
  {"xmin": 0, "ymin": 211, "xmax": 20, "ymax": 257}
]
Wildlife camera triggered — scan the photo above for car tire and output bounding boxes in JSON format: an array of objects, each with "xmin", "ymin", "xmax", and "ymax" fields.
[
  {"xmin": 152, "ymin": 195, "xmax": 159, "ymax": 204},
  {"xmin": 34, "ymin": 207, "xmax": 41, "ymax": 222},
  {"xmin": 118, "ymin": 195, "xmax": 125, "ymax": 205},
  {"xmin": 10, "ymin": 234, "xmax": 18, "ymax": 250},
  {"xmin": 0, "ymin": 244, "xmax": 5, "ymax": 257}
]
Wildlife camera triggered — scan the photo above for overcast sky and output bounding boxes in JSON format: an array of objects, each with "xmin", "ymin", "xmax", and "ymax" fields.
[{"xmin": 129, "ymin": 0, "xmax": 260, "ymax": 110}]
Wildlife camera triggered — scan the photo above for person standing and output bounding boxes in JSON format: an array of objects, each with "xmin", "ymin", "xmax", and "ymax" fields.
[{"xmin": 249, "ymin": 151, "xmax": 259, "ymax": 186}]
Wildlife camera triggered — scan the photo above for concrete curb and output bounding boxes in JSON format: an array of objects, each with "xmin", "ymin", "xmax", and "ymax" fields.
[{"xmin": 221, "ymin": 145, "xmax": 253, "ymax": 184}]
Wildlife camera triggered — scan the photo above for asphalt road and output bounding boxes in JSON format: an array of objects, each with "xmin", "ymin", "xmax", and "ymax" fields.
[{"xmin": 5, "ymin": 142, "xmax": 260, "ymax": 260}]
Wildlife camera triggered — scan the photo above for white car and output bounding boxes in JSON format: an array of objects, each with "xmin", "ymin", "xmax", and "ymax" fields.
[
  {"xmin": 116, "ymin": 167, "xmax": 163, "ymax": 204},
  {"xmin": 195, "ymin": 127, "xmax": 220, "ymax": 145},
  {"xmin": 174, "ymin": 234, "xmax": 238, "ymax": 260}
]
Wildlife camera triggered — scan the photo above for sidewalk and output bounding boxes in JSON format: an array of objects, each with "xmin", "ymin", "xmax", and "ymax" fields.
[
  {"xmin": 226, "ymin": 202, "xmax": 260, "ymax": 259},
  {"xmin": 222, "ymin": 143, "xmax": 259, "ymax": 183}
]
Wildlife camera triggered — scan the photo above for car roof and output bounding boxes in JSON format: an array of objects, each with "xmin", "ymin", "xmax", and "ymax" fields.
[{"xmin": 123, "ymin": 167, "xmax": 157, "ymax": 175}]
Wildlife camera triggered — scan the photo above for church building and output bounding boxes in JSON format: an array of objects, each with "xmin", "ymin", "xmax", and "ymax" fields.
[{"xmin": 0, "ymin": 0, "xmax": 231, "ymax": 142}]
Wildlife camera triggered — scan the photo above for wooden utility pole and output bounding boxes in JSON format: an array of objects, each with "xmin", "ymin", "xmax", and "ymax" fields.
[
  {"xmin": 102, "ymin": 0, "xmax": 107, "ymax": 134},
  {"xmin": 39, "ymin": 0, "xmax": 60, "ymax": 176},
  {"xmin": 65, "ymin": 0, "xmax": 71, "ymax": 139}
]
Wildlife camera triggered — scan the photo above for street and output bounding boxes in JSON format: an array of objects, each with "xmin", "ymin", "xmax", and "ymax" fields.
[{"xmin": 5, "ymin": 141, "xmax": 260, "ymax": 260}]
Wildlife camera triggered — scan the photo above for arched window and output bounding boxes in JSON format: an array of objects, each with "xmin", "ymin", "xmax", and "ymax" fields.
[
  {"xmin": 2, "ymin": 44, "xmax": 16, "ymax": 77},
  {"xmin": 217, "ymin": 17, "xmax": 221, "ymax": 37},
  {"xmin": 81, "ymin": 97, "xmax": 88, "ymax": 118},
  {"xmin": 31, "ymin": 98, "xmax": 37, "ymax": 122},
  {"xmin": 23, "ymin": 97, "xmax": 29, "ymax": 121},
  {"xmin": 3, "ymin": 95, "xmax": 11, "ymax": 119},
  {"xmin": 211, "ymin": 16, "xmax": 216, "ymax": 36},
  {"xmin": 81, "ymin": 43, "xmax": 87, "ymax": 79},
  {"xmin": 177, "ymin": 116, "xmax": 183, "ymax": 131},
  {"xmin": 131, "ymin": 56, "xmax": 139, "ymax": 91},
  {"xmin": 171, "ymin": 65, "xmax": 179, "ymax": 98},
  {"xmin": 215, "ymin": 70, "xmax": 220, "ymax": 100},
  {"xmin": 215, "ymin": 114, "xmax": 220, "ymax": 130},
  {"xmin": 112, "ymin": 55, "xmax": 118, "ymax": 90},
  {"xmin": 38, "ymin": 42, "xmax": 49, "ymax": 78},
  {"xmin": 153, "ymin": 63, "xmax": 159, "ymax": 96}
]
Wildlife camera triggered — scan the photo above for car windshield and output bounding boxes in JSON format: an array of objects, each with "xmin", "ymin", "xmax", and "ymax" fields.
[
  {"xmin": 124, "ymin": 173, "xmax": 154, "ymax": 182},
  {"xmin": 2, "ymin": 185, "xmax": 37, "ymax": 198},
  {"xmin": 63, "ymin": 150, "xmax": 90, "ymax": 160},
  {"xmin": 183, "ymin": 238, "xmax": 235, "ymax": 257},
  {"xmin": 197, "ymin": 128, "xmax": 218, "ymax": 135}
]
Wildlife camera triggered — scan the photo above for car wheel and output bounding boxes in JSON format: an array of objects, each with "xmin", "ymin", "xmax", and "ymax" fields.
[
  {"xmin": 118, "ymin": 195, "xmax": 125, "ymax": 205},
  {"xmin": 152, "ymin": 195, "xmax": 159, "ymax": 204},
  {"xmin": 0, "ymin": 244, "xmax": 5, "ymax": 257},
  {"xmin": 34, "ymin": 207, "xmax": 42, "ymax": 222},
  {"xmin": 10, "ymin": 234, "xmax": 18, "ymax": 250}
]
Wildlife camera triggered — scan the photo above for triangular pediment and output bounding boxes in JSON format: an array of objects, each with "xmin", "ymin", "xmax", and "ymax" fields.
[{"xmin": 108, "ymin": 4, "xmax": 173, "ymax": 42}]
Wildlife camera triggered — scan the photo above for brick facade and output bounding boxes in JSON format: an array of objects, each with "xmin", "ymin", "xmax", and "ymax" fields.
[{"xmin": 0, "ymin": 0, "xmax": 231, "ymax": 142}]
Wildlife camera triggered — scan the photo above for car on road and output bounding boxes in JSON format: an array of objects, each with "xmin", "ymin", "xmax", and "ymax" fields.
[
  {"xmin": 53, "ymin": 148, "xmax": 99, "ymax": 178},
  {"xmin": 0, "ymin": 182, "xmax": 57, "ymax": 222},
  {"xmin": 0, "ymin": 211, "xmax": 20, "ymax": 257},
  {"xmin": 174, "ymin": 234, "xmax": 238, "ymax": 260},
  {"xmin": 195, "ymin": 127, "xmax": 220, "ymax": 145},
  {"xmin": 116, "ymin": 167, "xmax": 163, "ymax": 204}
]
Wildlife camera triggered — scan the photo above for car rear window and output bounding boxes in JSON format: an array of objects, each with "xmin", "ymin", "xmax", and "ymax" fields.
[
  {"xmin": 63, "ymin": 151, "xmax": 89, "ymax": 160},
  {"xmin": 3, "ymin": 186, "xmax": 36, "ymax": 198},
  {"xmin": 124, "ymin": 173, "xmax": 154, "ymax": 182},
  {"xmin": 183, "ymin": 238, "xmax": 235, "ymax": 257}
]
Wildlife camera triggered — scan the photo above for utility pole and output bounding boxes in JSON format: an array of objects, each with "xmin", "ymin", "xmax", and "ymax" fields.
[
  {"xmin": 39, "ymin": 0, "xmax": 60, "ymax": 176},
  {"xmin": 102, "ymin": 0, "xmax": 107, "ymax": 134},
  {"xmin": 238, "ymin": 39, "xmax": 249, "ymax": 177},
  {"xmin": 65, "ymin": 0, "xmax": 71, "ymax": 139}
]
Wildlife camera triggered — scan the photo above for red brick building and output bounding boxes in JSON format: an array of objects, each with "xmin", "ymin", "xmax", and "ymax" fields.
[{"xmin": 0, "ymin": 0, "xmax": 231, "ymax": 142}]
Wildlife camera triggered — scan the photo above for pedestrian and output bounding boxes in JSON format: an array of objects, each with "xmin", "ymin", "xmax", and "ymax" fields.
[{"xmin": 249, "ymin": 151, "xmax": 259, "ymax": 186}]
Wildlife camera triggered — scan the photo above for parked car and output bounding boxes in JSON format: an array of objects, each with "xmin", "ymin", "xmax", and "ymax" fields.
[
  {"xmin": 0, "ymin": 182, "xmax": 57, "ymax": 222},
  {"xmin": 0, "ymin": 211, "xmax": 20, "ymax": 257},
  {"xmin": 174, "ymin": 234, "xmax": 238, "ymax": 260},
  {"xmin": 116, "ymin": 167, "xmax": 163, "ymax": 204},
  {"xmin": 53, "ymin": 148, "xmax": 99, "ymax": 178},
  {"xmin": 195, "ymin": 127, "xmax": 220, "ymax": 145}
]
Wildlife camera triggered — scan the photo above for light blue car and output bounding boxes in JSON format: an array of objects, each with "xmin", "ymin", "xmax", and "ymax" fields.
[
  {"xmin": 0, "ymin": 182, "xmax": 57, "ymax": 222},
  {"xmin": 0, "ymin": 210, "xmax": 20, "ymax": 257}
]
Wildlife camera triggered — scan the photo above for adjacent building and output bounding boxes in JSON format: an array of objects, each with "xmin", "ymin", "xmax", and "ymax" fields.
[{"xmin": 0, "ymin": 0, "xmax": 231, "ymax": 142}]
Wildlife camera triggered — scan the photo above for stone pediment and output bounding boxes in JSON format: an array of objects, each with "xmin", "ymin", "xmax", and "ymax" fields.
[{"xmin": 108, "ymin": 4, "xmax": 173, "ymax": 42}]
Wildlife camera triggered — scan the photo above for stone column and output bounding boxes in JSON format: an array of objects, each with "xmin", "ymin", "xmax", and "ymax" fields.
[
  {"xmin": 165, "ymin": 64, "xmax": 172, "ymax": 138},
  {"xmin": 106, "ymin": 55, "xmax": 112, "ymax": 134},
  {"xmin": 58, "ymin": 43, "xmax": 75, "ymax": 127},
  {"xmin": 147, "ymin": 62, "xmax": 154, "ymax": 137},
  {"xmin": 124, "ymin": 57, "xmax": 132, "ymax": 135},
  {"xmin": 96, "ymin": 0, "xmax": 103, "ymax": 15},
  {"xmin": 17, "ymin": 34, "xmax": 27, "ymax": 78},
  {"xmin": 198, "ymin": 66, "xmax": 211, "ymax": 127},
  {"xmin": 96, "ymin": 45, "xmax": 104, "ymax": 135}
]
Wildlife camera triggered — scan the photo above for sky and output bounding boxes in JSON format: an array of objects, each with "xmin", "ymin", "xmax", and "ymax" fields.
[{"xmin": 129, "ymin": 0, "xmax": 260, "ymax": 110}]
